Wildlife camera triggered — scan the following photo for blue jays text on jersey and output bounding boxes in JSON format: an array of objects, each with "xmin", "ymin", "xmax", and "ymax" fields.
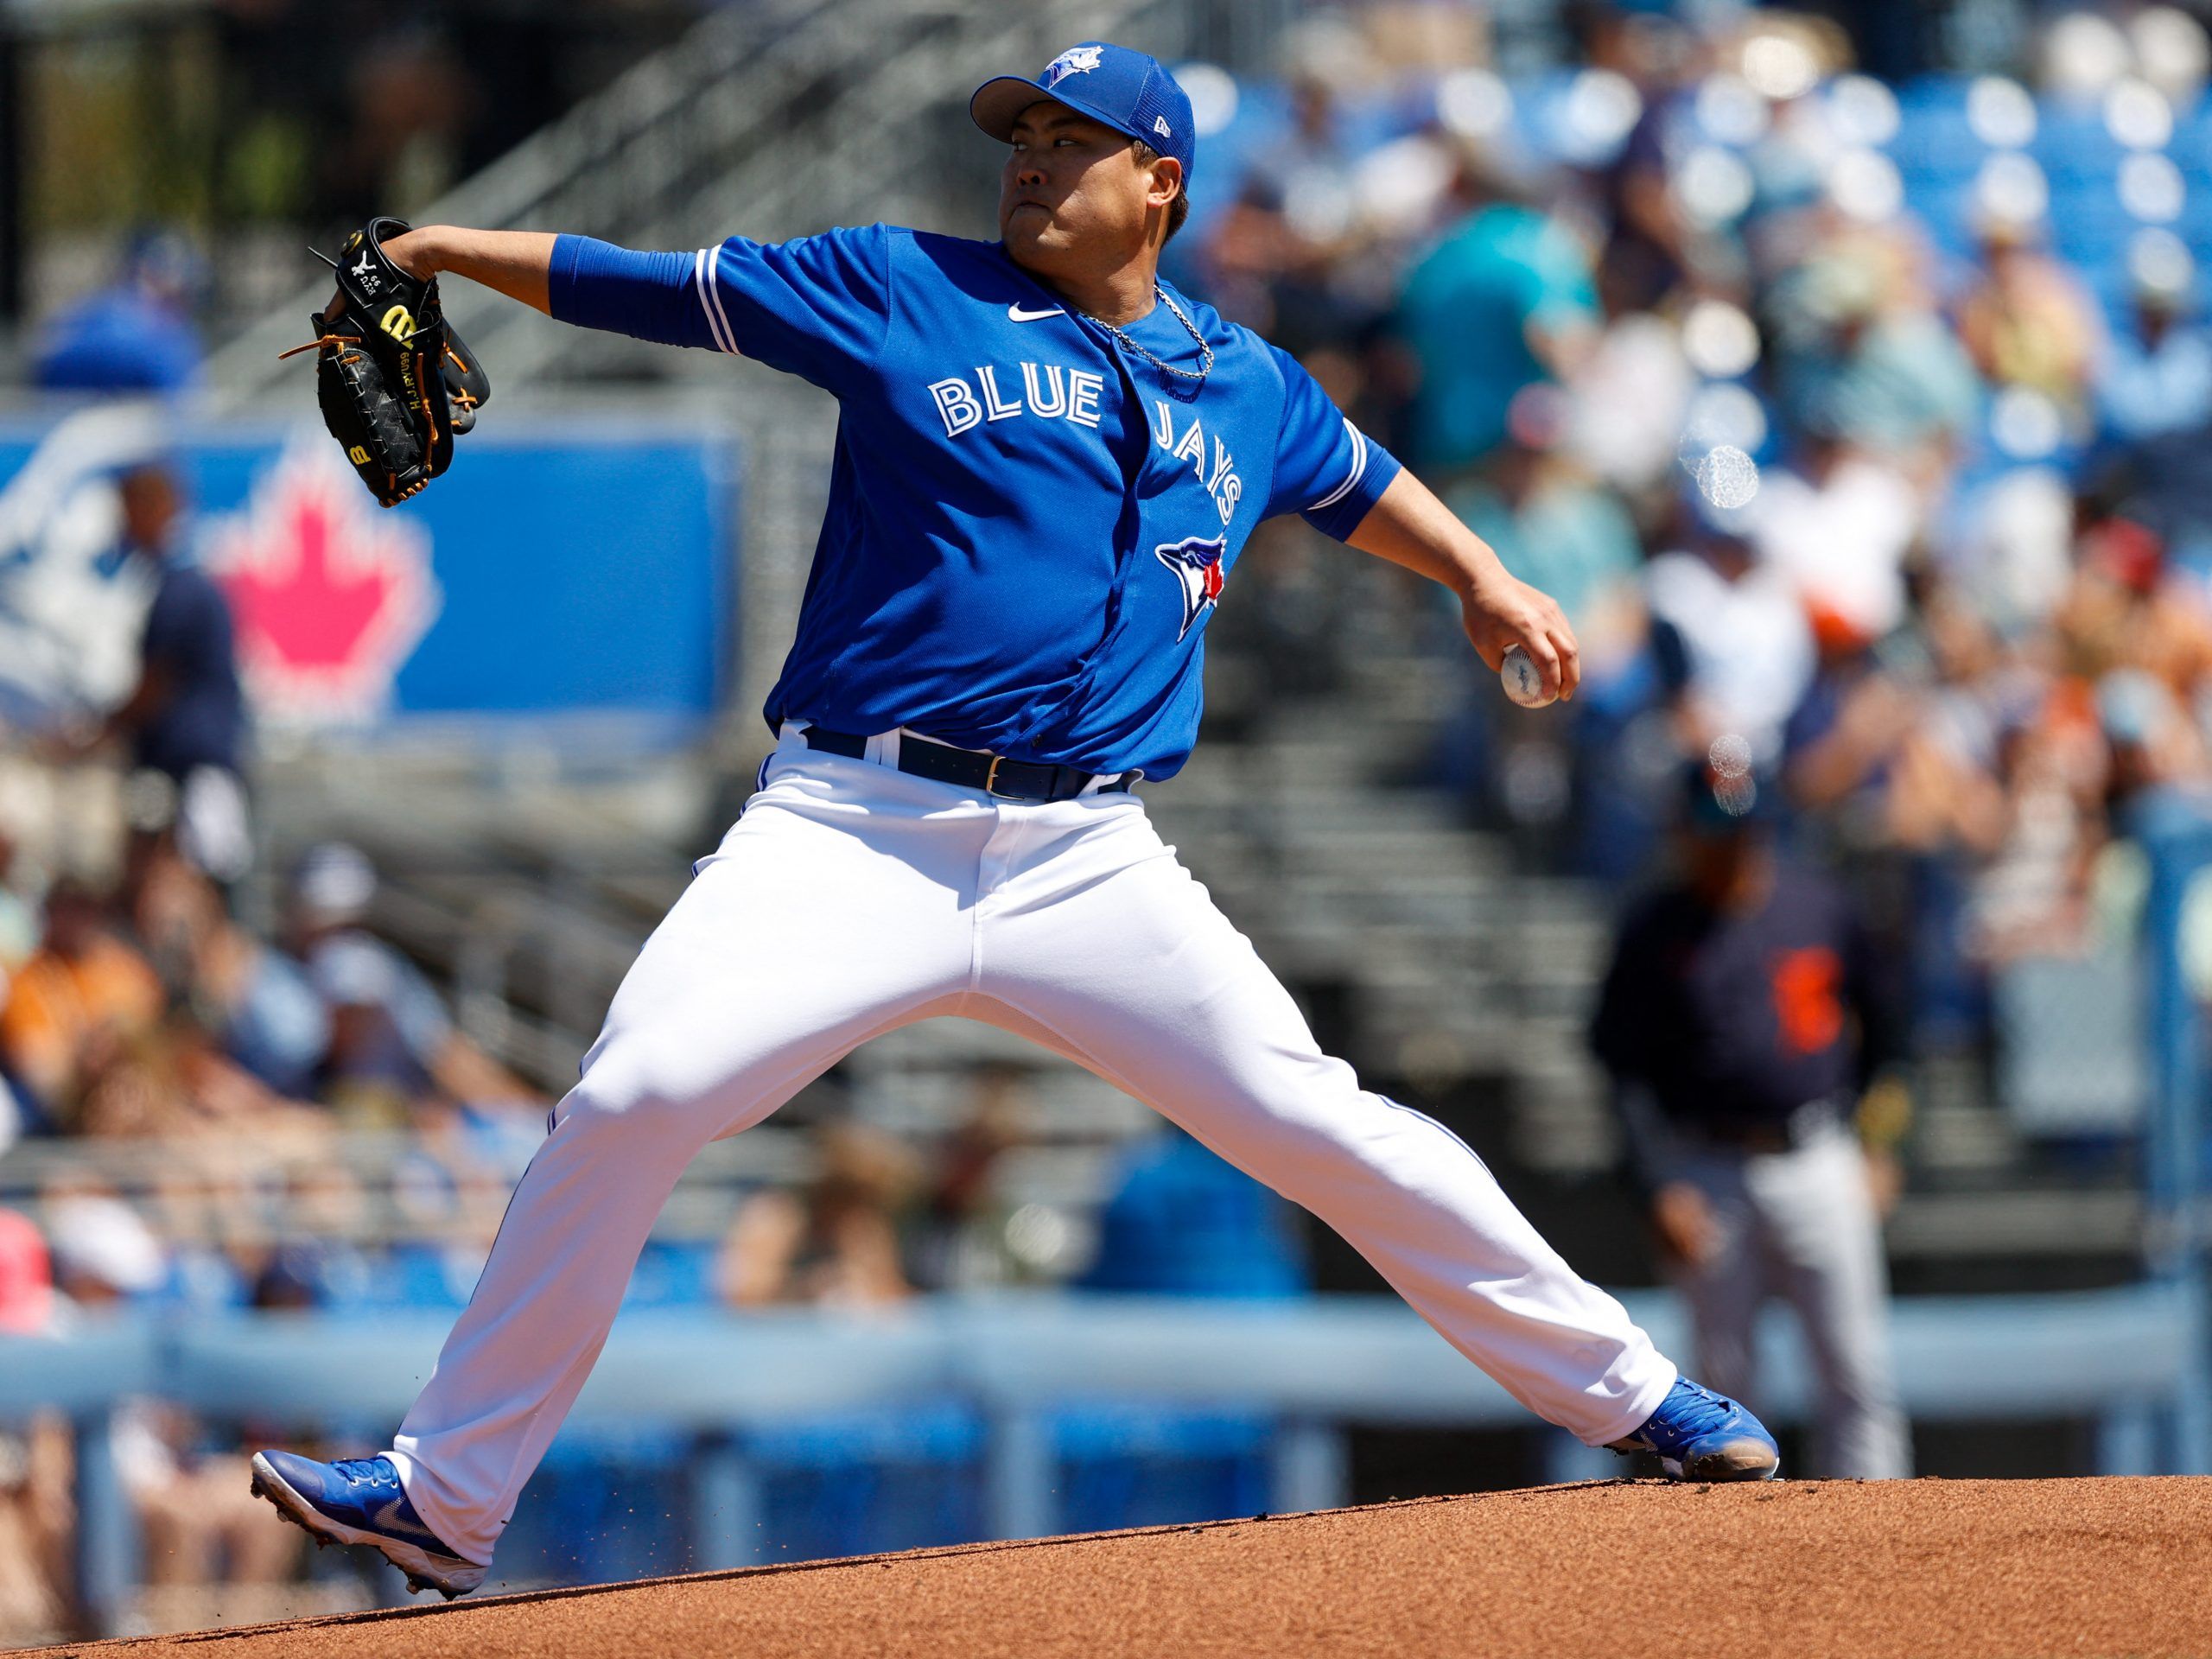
[{"xmin": 547, "ymin": 225, "xmax": 1402, "ymax": 780}]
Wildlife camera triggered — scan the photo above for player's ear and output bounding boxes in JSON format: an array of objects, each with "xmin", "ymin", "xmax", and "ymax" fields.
[{"xmin": 1148, "ymin": 155, "xmax": 1184, "ymax": 212}]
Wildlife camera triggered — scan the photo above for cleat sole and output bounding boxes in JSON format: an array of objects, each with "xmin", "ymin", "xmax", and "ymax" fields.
[
  {"xmin": 248, "ymin": 1452, "xmax": 485, "ymax": 1599},
  {"xmin": 1681, "ymin": 1440, "xmax": 1783, "ymax": 1483}
]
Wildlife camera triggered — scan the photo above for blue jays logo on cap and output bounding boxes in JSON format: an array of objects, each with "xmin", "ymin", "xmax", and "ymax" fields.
[
  {"xmin": 970, "ymin": 41, "xmax": 1197, "ymax": 181},
  {"xmin": 1043, "ymin": 46, "xmax": 1104, "ymax": 85},
  {"xmin": 1154, "ymin": 534, "xmax": 1226, "ymax": 640}
]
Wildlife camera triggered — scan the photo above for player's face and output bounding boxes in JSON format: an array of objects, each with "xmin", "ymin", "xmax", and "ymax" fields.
[{"xmin": 999, "ymin": 104, "xmax": 1159, "ymax": 271}]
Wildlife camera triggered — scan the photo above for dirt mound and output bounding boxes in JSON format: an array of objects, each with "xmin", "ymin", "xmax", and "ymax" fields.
[{"xmin": 45, "ymin": 1476, "xmax": 2212, "ymax": 1658}]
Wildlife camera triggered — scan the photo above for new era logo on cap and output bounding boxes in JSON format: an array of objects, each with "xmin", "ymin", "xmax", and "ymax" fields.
[{"xmin": 969, "ymin": 41, "xmax": 1197, "ymax": 181}]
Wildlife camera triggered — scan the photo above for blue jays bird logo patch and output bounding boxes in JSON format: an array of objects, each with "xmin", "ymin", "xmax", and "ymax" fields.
[
  {"xmin": 1044, "ymin": 46, "xmax": 1104, "ymax": 86},
  {"xmin": 1155, "ymin": 534, "xmax": 1227, "ymax": 641}
]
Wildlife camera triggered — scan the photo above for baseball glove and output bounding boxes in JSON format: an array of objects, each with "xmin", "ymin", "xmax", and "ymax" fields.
[{"xmin": 282, "ymin": 216, "xmax": 491, "ymax": 508}]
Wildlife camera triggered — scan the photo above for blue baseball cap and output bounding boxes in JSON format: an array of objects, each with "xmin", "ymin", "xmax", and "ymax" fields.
[{"xmin": 970, "ymin": 42, "xmax": 1196, "ymax": 181}]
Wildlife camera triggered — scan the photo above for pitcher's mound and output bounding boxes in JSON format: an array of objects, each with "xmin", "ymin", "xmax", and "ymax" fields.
[{"xmin": 54, "ymin": 1476, "xmax": 2212, "ymax": 1658}]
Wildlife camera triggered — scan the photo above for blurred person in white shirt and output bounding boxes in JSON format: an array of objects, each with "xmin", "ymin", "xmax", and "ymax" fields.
[
  {"xmin": 1643, "ymin": 489, "xmax": 1815, "ymax": 766},
  {"xmin": 1749, "ymin": 432, "xmax": 1919, "ymax": 647}
]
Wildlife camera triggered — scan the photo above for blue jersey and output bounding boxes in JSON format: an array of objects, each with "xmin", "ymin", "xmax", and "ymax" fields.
[{"xmin": 550, "ymin": 225, "xmax": 1402, "ymax": 780}]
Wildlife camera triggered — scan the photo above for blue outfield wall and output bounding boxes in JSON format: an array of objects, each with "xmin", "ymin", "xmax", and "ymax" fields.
[{"xmin": 0, "ymin": 416, "xmax": 740, "ymax": 728}]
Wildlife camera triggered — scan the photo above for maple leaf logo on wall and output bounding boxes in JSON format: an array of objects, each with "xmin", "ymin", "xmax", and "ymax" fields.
[{"xmin": 208, "ymin": 447, "xmax": 441, "ymax": 725}]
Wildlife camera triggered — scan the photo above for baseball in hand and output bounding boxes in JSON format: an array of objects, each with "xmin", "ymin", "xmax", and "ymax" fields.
[{"xmin": 1501, "ymin": 645, "xmax": 1554, "ymax": 709}]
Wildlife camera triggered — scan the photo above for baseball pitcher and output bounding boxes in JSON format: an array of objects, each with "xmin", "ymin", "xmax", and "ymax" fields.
[{"xmin": 252, "ymin": 44, "xmax": 1780, "ymax": 1598}]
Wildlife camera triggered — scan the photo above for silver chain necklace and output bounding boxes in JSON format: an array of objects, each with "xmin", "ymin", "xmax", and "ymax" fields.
[{"xmin": 1093, "ymin": 282, "xmax": 1212, "ymax": 391}]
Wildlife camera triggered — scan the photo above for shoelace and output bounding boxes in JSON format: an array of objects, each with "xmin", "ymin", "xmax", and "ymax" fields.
[
  {"xmin": 1643, "ymin": 1382, "xmax": 1739, "ymax": 1447},
  {"xmin": 329, "ymin": 1457, "xmax": 394, "ymax": 1490}
]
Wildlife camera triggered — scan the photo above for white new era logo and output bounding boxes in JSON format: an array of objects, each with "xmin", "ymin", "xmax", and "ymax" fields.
[{"xmin": 1154, "ymin": 116, "xmax": 1171, "ymax": 137}]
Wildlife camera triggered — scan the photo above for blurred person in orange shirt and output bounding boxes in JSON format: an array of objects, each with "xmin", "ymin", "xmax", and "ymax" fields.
[{"xmin": 0, "ymin": 880, "xmax": 162, "ymax": 1128}]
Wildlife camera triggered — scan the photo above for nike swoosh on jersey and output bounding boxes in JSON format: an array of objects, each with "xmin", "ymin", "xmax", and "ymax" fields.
[{"xmin": 1007, "ymin": 303, "xmax": 1066, "ymax": 322}]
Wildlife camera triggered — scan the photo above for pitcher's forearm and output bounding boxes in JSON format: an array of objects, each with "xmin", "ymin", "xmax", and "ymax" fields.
[
  {"xmin": 1345, "ymin": 466, "xmax": 1580, "ymax": 696},
  {"xmin": 383, "ymin": 227, "xmax": 558, "ymax": 315},
  {"xmin": 1345, "ymin": 470, "xmax": 1508, "ymax": 600}
]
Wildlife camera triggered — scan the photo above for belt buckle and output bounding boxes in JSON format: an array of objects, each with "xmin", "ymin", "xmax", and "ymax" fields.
[{"xmin": 984, "ymin": 754, "xmax": 1005, "ymax": 798}]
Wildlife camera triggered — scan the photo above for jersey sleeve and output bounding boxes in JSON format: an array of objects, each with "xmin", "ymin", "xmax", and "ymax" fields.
[
  {"xmin": 1262, "ymin": 344, "xmax": 1402, "ymax": 540},
  {"xmin": 548, "ymin": 224, "xmax": 894, "ymax": 393}
]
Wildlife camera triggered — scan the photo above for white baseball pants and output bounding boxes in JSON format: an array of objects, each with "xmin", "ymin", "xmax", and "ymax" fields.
[{"xmin": 389, "ymin": 729, "xmax": 1675, "ymax": 1565}]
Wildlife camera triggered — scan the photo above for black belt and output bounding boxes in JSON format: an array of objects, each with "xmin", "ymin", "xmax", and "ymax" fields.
[
  {"xmin": 1681, "ymin": 1099, "xmax": 1842, "ymax": 1154},
  {"xmin": 802, "ymin": 726, "xmax": 1137, "ymax": 804}
]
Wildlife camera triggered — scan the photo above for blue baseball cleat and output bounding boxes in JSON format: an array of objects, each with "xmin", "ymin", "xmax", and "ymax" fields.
[
  {"xmin": 1608, "ymin": 1377, "xmax": 1781, "ymax": 1481},
  {"xmin": 249, "ymin": 1450, "xmax": 486, "ymax": 1599}
]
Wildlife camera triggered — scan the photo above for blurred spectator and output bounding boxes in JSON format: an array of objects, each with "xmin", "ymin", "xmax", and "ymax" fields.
[
  {"xmin": 1644, "ymin": 495, "xmax": 1814, "ymax": 765},
  {"xmin": 1958, "ymin": 217, "xmax": 2103, "ymax": 425},
  {"xmin": 42, "ymin": 1191, "xmax": 299, "ymax": 1602},
  {"xmin": 1750, "ymin": 435, "xmax": 1919, "ymax": 645},
  {"xmin": 1766, "ymin": 237, "xmax": 1978, "ymax": 470},
  {"xmin": 1389, "ymin": 144, "xmax": 1599, "ymax": 480},
  {"xmin": 0, "ymin": 1217, "xmax": 67, "ymax": 1642},
  {"xmin": 284, "ymin": 843, "xmax": 536, "ymax": 1122},
  {"xmin": 144, "ymin": 1164, "xmax": 262, "ymax": 1315},
  {"xmin": 720, "ymin": 1124, "xmax": 918, "ymax": 1310},
  {"xmin": 1450, "ymin": 385, "xmax": 1642, "ymax": 630},
  {"xmin": 1593, "ymin": 18, "xmax": 1700, "ymax": 314},
  {"xmin": 910, "ymin": 1063, "xmax": 1036, "ymax": 1293},
  {"xmin": 2082, "ymin": 412, "xmax": 2212, "ymax": 569},
  {"xmin": 0, "ymin": 830, "xmax": 36, "ymax": 975},
  {"xmin": 123, "ymin": 1399, "xmax": 300, "ymax": 1617},
  {"xmin": 256, "ymin": 1165, "xmax": 377, "ymax": 1312},
  {"xmin": 1076, "ymin": 1125, "xmax": 1306, "ymax": 1299},
  {"xmin": 2098, "ymin": 666, "xmax": 2212, "ymax": 812},
  {"xmin": 45, "ymin": 1188, "xmax": 168, "ymax": 1314},
  {"xmin": 1592, "ymin": 760, "xmax": 1910, "ymax": 1478},
  {"xmin": 130, "ymin": 846, "xmax": 327, "ymax": 1101},
  {"xmin": 1563, "ymin": 248, "xmax": 1696, "ymax": 498},
  {"xmin": 30, "ymin": 232, "xmax": 206, "ymax": 397},
  {"xmin": 391, "ymin": 1096, "xmax": 524, "ymax": 1242},
  {"xmin": 1200, "ymin": 71, "xmax": 1376, "ymax": 356},
  {"xmin": 86, "ymin": 463, "xmax": 252, "ymax": 887},
  {"xmin": 0, "ymin": 1211, "xmax": 56, "ymax": 1338},
  {"xmin": 2096, "ymin": 238, "xmax": 2212, "ymax": 447},
  {"xmin": 4, "ymin": 853, "xmax": 315, "ymax": 1141},
  {"xmin": 0, "ymin": 1414, "xmax": 69, "ymax": 1643},
  {"xmin": 388, "ymin": 1166, "xmax": 512, "ymax": 1311},
  {"xmin": 1942, "ymin": 466, "xmax": 2076, "ymax": 639},
  {"xmin": 2058, "ymin": 518, "xmax": 2212, "ymax": 709},
  {"xmin": 0, "ymin": 880, "xmax": 163, "ymax": 1128},
  {"xmin": 1788, "ymin": 584, "xmax": 2012, "ymax": 858}
]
